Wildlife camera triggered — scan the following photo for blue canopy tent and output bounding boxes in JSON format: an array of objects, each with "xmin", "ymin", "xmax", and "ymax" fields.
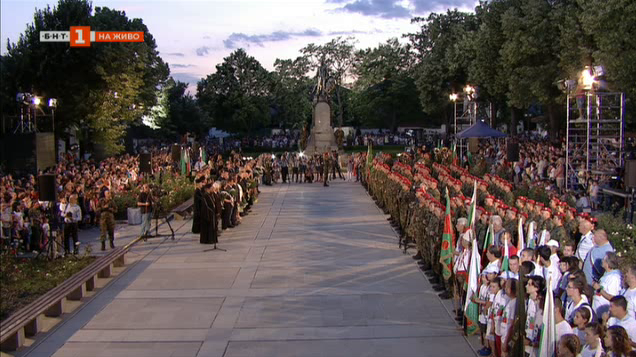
[{"xmin": 456, "ymin": 121, "xmax": 507, "ymax": 138}]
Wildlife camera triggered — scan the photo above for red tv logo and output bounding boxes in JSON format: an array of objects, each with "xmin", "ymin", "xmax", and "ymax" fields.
[{"xmin": 40, "ymin": 26, "xmax": 145, "ymax": 47}]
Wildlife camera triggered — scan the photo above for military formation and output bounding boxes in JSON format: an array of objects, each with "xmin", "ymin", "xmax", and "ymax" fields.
[{"xmin": 360, "ymin": 147, "xmax": 589, "ymax": 300}]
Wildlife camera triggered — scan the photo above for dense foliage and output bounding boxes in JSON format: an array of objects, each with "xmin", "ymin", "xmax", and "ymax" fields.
[{"xmin": 2, "ymin": 0, "xmax": 634, "ymax": 148}]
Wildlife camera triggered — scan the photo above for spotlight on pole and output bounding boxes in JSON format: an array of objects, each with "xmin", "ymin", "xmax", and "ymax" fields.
[
  {"xmin": 48, "ymin": 98, "xmax": 57, "ymax": 108},
  {"xmin": 449, "ymin": 93, "xmax": 458, "ymax": 102},
  {"xmin": 32, "ymin": 97, "xmax": 41, "ymax": 106},
  {"xmin": 581, "ymin": 66, "xmax": 595, "ymax": 90}
]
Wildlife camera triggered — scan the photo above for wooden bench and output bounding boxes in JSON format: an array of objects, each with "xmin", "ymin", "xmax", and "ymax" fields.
[
  {"xmin": 171, "ymin": 197, "xmax": 194, "ymax": 220},
  {"xmin": 0, "ymin": 247, "xmax": 128, "ymax": 351}
]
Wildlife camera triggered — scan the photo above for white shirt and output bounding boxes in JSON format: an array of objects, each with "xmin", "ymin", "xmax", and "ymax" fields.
[
  {"xmin": 499, "ymin": 271, "xmax": 519, "ymax": 280},
  {"xmin": 576, "ymin": 231, "xmax": 594, "ymax": 261},
  {"xmin": 540, "ymin": 262, "xmax": 562, "ymax": 292},
  {"xmin": 500, "ymin": 298, "xmax": 516, "ymax": 337},
  {"xmin": 493, "ymin": 290, "xmax": 509, "ymax": 336},
  {"xmin": 607, "ymin": 314, "xmax": 636, "ymax": 343},
  {"xmin": 565, "ymin": 295, "xmax": 589, "ymax": 323},
  {"xmin": 556, "ymin": 320, "xmax": 574, "ymax": 341},
  {"xmin": 550, "ymin": 253, "xmax": 560, "ymax": 267},
  {"xmin": 592, "ymin": 270, "xmax": 622, "ymax": 316},
  {"xmin": 581, "ymin": 344, "xmax": 604, "ymax": 357},
  {"xmin": 479, "ymin": 284, "xmax": 490, "ymax": 324},
  {"xmin": 622, "ymin": 287, "xmax": 636, "ymax": 319}
]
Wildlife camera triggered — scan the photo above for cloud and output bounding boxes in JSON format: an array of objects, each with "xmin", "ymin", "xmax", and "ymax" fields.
[
  {"xmin": 336, "ymin": 0, "xmax": 411, "ymax": 19},
  {"xmin": 412, "ymin": 0, "xmax": 477, "ymax": 13},
  {"xmin": 171, "ymin": 72, "xmax": 202, "ymax": 86},
  {"xmin": 196, "ymin": 46, "xmax": 212, "ymax": 56},
  {"xmin": 223, "ymin": 28, "xmax": 323, "ymax": 49},
  {"xmin": 327, "ymin": 30, "xmax": 369, "ymax": 36},
  {"xmin": 330, "ymin": 0, "xmax": 477, "ymax": 18},
  {"xmin": 170, "ymin": 64, "xmax": 194, "ymax": 68},
  {"xmin": 166, "ymin": 52, "xmax": 185, "ymax": 57}
]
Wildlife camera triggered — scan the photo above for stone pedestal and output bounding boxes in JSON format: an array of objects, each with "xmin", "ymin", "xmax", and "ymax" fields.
[{"xmin": 305, "ymin": 101, "xmax": 337, "ymax": 155}]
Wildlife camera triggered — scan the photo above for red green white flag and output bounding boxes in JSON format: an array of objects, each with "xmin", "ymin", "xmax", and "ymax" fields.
[
  {"xmin": 464, "ymin": 237, "xmax": 481, "ymax": 336},
  {"xmin": 439, "ymin": 188, "xmax": 454, "ymax": 281}
]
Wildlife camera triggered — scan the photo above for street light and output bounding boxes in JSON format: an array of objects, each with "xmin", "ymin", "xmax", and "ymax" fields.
[
  {"xmin": 449, "ymin": 93, "xmax": 458, "ymax": 102},
  {"xmin": 48, "ymin": 98, "xmax": 57, "ymax": 134}
]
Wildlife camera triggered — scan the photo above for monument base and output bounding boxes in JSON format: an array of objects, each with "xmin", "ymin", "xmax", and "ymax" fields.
[{"xmin": 305, "ymin": 101, "xmax": 338, "ymax": 155}]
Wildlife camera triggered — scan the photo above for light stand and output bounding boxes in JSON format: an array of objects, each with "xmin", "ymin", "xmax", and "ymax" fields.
[
  {"xmin": 203, "ymin": 243, "xmax": 226, "ymax": 252},
  {"xmin": 150, "ymin": 169, "xmax": 175, "ymax": 240}
]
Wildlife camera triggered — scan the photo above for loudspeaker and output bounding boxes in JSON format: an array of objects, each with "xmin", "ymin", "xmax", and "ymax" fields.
[
  {"xmin": 38, "ymin": 174, "xmax": 56, "ymax": 202},
  {"xmin": 139, "ymin": 153, "xmax": 152, "ymax": 173},
  {"xmin": 507, "ymin": 142, "xmax": 519, "ymax": 162},
  {"xmin": 626, "ymin": 160, "xmax": 636, "ymax": 188},
  {"xmin": 468, "ymin": 138, "xmax": 479, "ymax": 153},
  {"xmin": 171, "ymin": 144, "xmax": 180, "ymax": 163}
]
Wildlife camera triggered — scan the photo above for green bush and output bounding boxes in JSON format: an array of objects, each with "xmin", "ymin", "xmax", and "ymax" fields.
[{"xmin": 597, "ymin": 209, "xmax": 635, "ymax": 267}]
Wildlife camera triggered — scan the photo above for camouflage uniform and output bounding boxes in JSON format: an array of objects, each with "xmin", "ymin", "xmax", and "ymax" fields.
[
  {"xmin": 98, "ymin": 198, "xmax": 117, "ymax": 247},
  {"xmin": 550, "ymin": 224, "xmax": 567, "ymax": 246}
]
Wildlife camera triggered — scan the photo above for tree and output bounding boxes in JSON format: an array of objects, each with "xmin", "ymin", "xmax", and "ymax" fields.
[
  {"xmin": 270, "ymin": 56, "xmax": 312, "ymax": 129},
  {"xmin": 197, "ymin": 49, "xmax": 271, "ymax": 135},
  {"xmin": 301, "ymin": 37, "xmax": 357, "ymax": 127},
  {"xmin": 352, "ymin": 38, "xmax": 424, "ymax": 130},
  {"xmin": 407, "ymin": 10, "xmax": 478, "ymax": 122},
  {"xmin": 2, "ymin": 0, "xmax": 169, "ymax": 155},
  {"xmin": 153, "ymin": 78, "xmax": 210, "ymax": 137},
  {"xmin": 578, "ymin": 0, "xmax": 636, "ymax": 127},
  {"xmin": 500, "ymin": 0, "xmax": 562, "ymax": 137}
]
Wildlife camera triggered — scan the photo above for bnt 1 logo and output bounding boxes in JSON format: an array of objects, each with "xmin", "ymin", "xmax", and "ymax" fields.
[{"xmin": 40, "ymin": 26, "xmax": 144, "ymax": 47}]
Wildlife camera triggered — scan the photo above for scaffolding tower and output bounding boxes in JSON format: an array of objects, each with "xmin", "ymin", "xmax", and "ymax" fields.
[
  {"xmin": 565, "ymin": 91, "xmax": 625, "ymax": 191},
  {"xmin": 453, "ymin": 99, "xmax": 493, "ymax": 162}
]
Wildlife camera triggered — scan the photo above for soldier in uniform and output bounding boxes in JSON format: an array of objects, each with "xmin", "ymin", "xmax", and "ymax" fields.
[
  {"xmin": 98, "ymin": 190, "xmax": 117, "ymax": 251},
  {"xmin": 550, "ymin": 213, "xmax": 567, "ymax": 246},
  {"xmin": 323, "ymin": 153, "xmax": 331, "ymax": 187}
]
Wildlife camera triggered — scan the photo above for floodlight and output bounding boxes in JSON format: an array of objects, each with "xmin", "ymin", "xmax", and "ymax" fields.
[
  {"xmin": 271, "ymin": 154, "xmax": 276, "ymax": 159},
  {"xmin": 32, "ymin": 97, "xmax": 41, "ymax": 105},
  {"xmin": 449, "ymin": 93, "xmax": 458, "ymax": 101},
  {"xmin": 581, "ymin": 67, "xmax": 595, "ymax": 90},
  {"xmin": 299, "ymin": 152, "xmax": 305, "ymax": 157},
  {"xmin": 48, "ymin": 98, "xmax": 57, "ymax": 108}
]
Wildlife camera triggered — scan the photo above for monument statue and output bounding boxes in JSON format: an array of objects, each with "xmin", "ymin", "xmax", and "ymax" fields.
[{"xmin": 305, "ymin": 61, "xmax": 338, "ymax": 155}]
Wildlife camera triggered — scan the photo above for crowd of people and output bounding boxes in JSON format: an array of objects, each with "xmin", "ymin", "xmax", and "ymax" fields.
[
  {"xmin": 191, "ymin": 152, "xmax": 260, "ymax": 245},
  {"xmin": 0, "ymin": 143, "xmax": 266, "ymax": 256},
  {"xmin": 357, "ymin": 142, "xmax": 635, "ymax": 357}
]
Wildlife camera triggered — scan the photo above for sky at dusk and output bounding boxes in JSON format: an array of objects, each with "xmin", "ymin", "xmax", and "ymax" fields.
[{"xmin": 1, "ymin": 0, "xmax": 478, "ymax": 90}]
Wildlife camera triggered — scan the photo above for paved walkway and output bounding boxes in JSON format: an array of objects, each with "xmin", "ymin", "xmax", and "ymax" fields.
[{"xmin": 25, "ymin": 181, "xmax": 476, "ymax": 357}]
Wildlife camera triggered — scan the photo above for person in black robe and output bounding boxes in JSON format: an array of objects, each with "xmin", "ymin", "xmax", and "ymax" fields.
[
  {"xmin": 199, "ymin": 185, "xmax": 217, "ymax": 244},
  {"xmin": 192, "ymin": 179, "xmax": 204, "ymax": 234}
]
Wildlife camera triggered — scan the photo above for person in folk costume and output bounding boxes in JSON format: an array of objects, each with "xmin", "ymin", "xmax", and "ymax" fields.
[
  {"xmin": 192, "ymin": 177, "xmax": 205, "ymax": 234},
  {"xmin": 199, "ymin": 184, "xmax": 217, "ymax": 244}
]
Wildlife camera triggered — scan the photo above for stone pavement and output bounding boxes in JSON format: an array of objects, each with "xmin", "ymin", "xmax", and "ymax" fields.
[{"xmin": 23, "ymin": 180, "xmax": 477, "ymax": 357}]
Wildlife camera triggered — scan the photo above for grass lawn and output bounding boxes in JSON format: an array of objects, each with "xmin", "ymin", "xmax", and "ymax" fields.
[{"xmin": 0, "ymin": 255, "xmax": 96, "ymax": 321}]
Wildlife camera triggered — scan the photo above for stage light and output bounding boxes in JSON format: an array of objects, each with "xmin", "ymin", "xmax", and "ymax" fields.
[
  {"xmin": 581, "ymin": 67, "xmax": 595, "ymax": 90},
  {"xmin": 48, "ymin": 98, "xmax": 57, "ymax": 108},
  {"xmin": 299, "ymin": 151, "xmax": 305, "ymax": 157},
  {"xmin": 32, "ymin": 97, "xmax": 41, "ymax": 105},
  {"xmin": 464, "ymin": 85, "xmax": 475, "ymax": 95},
  {"xmin": 593, "ymin": 66, "xmax": 605, "ymax": 77},
  {"xmin": 449, "ymin": 93, "xmax": 458, "ymax": 101},
  {"xmin": 271, "ymin": 154, "xmax": 276, "ymax": 159}
]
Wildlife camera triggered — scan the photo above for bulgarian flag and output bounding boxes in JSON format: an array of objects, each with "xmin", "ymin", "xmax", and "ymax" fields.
[
  {"xmin": 501, "ymin": 235, "xmax": 510, "ymax": 272},
  {"xmin": 482, "ymin": 224, "xmax": 494, "ymax": 255},
  {"xmin": 439, "ymin": 189, "xmax": 454, "ymax": 281},
  {"xmin": 467, "ymin": 181, "xmax": 478, "ymax": 232},
  {"xmin": 200, "ymin": 146, "xmax": 207, "ymax": 165},
  {"xmin": 464, "ymin": 237, "xmax": 481, "ymax": 336},
  {"xmin": 517, "ymin": 217, "xmax": 525, "ymax": 252},
  {"xmin": 538, "ymin": 276, "xmax": 556, "ymax": 357},
  {"xmin": 451, "ymin": 143, "xmax": 458, "ymax": 165},
  {"xmin": 180, "ymin": 147, "xmax": 187, "ymax": 175},
  {"xmin": 527, "ymin": 222, "xmax": 536, "ymax": 249}
]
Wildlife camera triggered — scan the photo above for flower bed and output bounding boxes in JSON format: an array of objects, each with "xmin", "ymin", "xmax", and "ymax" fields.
[
  {"xmin": 113, "ymin": 172, "xmax": 194, "ymax": 220},
  {"xmin": 0, "ymin": 255, "xmax": 96, "ymax": 321}
]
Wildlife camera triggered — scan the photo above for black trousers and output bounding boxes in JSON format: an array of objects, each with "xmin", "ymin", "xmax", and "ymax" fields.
[
  {"xmin": 281, "ymin": 167, "xmax": 289, "ymax": 183},
  {"xmin": 222, "ymin": 203, "xmax": 233, "ymax": 229},
  {"xmin": 64, "ymin": 222, "xmax": 78, "ymax": 253}
]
